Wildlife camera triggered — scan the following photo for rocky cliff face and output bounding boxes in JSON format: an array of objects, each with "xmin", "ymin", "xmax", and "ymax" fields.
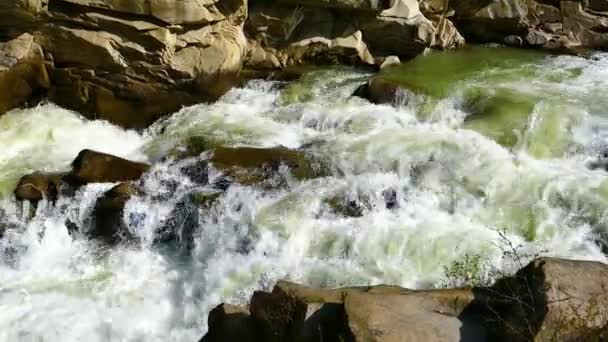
[
  {"xmin": 0, "ymin": 0, "xmax": 248, "ymax": 128},
  {"xmin": 426, "ymin": 0, "xmax": 608, "ymax": 50},
  {"xmin": 244, "ymin": 0, "xmax": 464, "ymax": 70},
  {"xmin": 2, "ymin": 0, "xmax": 608, "ymax": 128}
]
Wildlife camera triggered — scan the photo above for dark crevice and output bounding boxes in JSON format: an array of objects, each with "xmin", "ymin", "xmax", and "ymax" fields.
[
  {"xmin": 590, "ymin": 25, "xmax": 608, "ymax": 34},
  {"xmin": 47, "ymin": 0, "xmax": 175, "ymax": 27}
]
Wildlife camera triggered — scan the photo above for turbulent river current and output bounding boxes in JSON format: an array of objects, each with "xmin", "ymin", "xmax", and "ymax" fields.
[{"xmin": 2, "ymin": 46, "xmax": 608, "ymax": 341}]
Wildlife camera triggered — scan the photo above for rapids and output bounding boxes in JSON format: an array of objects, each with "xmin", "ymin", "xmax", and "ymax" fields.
[{"xmin": 1, "ymin": 46, "xmax": 608, "ymax": 341}]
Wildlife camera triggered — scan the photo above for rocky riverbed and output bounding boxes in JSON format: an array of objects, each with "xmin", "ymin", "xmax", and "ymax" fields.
[{"xmin": 3, "ymin": 0, "xmax": 608, "ymax": 341}]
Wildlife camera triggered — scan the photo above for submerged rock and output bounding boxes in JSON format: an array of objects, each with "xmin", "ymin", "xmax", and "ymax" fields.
[
  {"xmin": 210, "ymin": 146, "xmax": 327, "ymax": 185},
  {"xmin": 90, "ymin": 182, "xmax": 136, "ymax": 244},
  {"xmin": 66, "ymin": 150, "xmax": 149, "ymax": 186},
  {"xmin": 324, "ymin": 195, "xmax": 366, "ymax": 217},
  {"xmin": 0, "ymin": 33, "xmax": 50, "ymax": 115},
  {"xmin": 14, "ymin": 172, "xmax": 63, "ymax": 202},
  {"xmin": 201, "ymin": 280, "xmax": 485, "ymax": 342},
  {"xmin": 200, "ymin": 258, "xmax": 608, "ymax": 342},
  {"xmin": 353, "ymin": 78, "xmax": 412, "ymax": 105}
]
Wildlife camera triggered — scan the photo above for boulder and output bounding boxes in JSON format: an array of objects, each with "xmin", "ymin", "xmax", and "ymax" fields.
[
  {"xmin": 0, "ymin": 33, "xmax": 50, "ymax": 115},
  {"xmin": 66, "ymin": 149, "xmax": 149, "ymax": 186},
  {"xmin": 209, "ymin": 146, "xmax": 327, "ymax": 185},
  {"xmin": 344, "ymin": 289, "xmax": 487, "ymax": 342},
  {"xmin": 90, "ymin": 182, "xmax": 135, "ymax": 244},
  {"xmin": 504, "ymin": 34, "xmax": 524, "ymax": 46},
  {"xmin": 288, "ymin": 30, "xmax": 375, "ymax": 66},
  {"xmin": 14, "ymin": 172, "xmax": 63, "ymax": 202},
  {"xmin": 489, "ymin": 257, "xmax": 608, "ymax": 341},
  {"xmin": 155, "ymin": 192, "xmax": 209, "ymax": 248},
  {"xmin": 201, "ymin": 304, "xmax": 260, "ymax": 342},
  {"xmin": 9, "ymin": 0, "xmax": 249, "ymax": 128},
  {"xmin": 353, "ymin": 78, "xmax": 412, "ymax": 105}
]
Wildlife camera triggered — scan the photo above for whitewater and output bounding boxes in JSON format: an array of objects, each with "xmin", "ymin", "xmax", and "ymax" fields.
[{"xmin": 1, "ymin": 47, "xmax": 608, "ymax": 341}]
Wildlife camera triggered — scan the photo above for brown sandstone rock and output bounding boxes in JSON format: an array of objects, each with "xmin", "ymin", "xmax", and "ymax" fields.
[
  {"xmin": 1, "ymin": 0, "xmax": 249, "ymax": 128},
  {"xmin": 209, "ymin": 146, "xmax": 327, "ymax": 185},
  {"xmin": 353, "ymin": 78, "xmax": 412, "ymax": 105},
  {"xmin": 199, "ymin": 258, "xmax": 608, "ymax": 342},
  {"xmin": 200, "ymin": 304, "xmax": 260, "ymax": 342},
  {"xmin": 0, "ymin": 33, "xmax": 50, "ymax": 115},
  {"xmin": 14, "ymin": 172, "xmax": 63, "ymax": 202},
  {"xmin": 489, "ymin": 257, "xmax": 608, "ymax": 341},
  {"xmin": 90, "ymin": 181, "xmax": 136, "ymax": 244},
  {"xmin": 66, "ymin": 149, "xmax": 149, "ymax": 185}
]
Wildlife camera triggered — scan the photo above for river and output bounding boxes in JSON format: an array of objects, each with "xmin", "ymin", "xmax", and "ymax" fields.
[{"xmin": 1, "ymin": 46, "xmax": 608, "ymax": 341}]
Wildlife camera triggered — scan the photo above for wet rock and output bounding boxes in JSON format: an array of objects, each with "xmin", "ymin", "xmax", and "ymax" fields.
[
  {"xmin": 155, "ymin": 192, "xmax": 207, "ymax": 248},
  {"xmin": 210, "ymin": 146, "xmax": 327, "ymax": 185},
  {"xmin": 90, "ymin": 182, "xmax": 136, "ymax": 244},
  {"xmin": 0, "ymin": 33, "xmax": 50, "ymax": 115},
  {"xmin": 14, "ymin": 172, "xmax": 63, "ymax": 202},
  {"xmin": 489, "ymin": 257, "xmax": 608, "ymax": 341},
  {"xmin": 324, "ymin": 194, "xmax": 367, "ymax": 217},
  {"xmin": 382, "ymin": 188, "xmax": 398, "ymax": 209},
  {"xmin": 353, "ymin": 78, "xmax": 411, "ymax": 105},
  {"xmin": 190, "ymin": 191, "xmax": 223, "ymax": 209},
  {"xmin": 180, "ymin": 160, "xmax": 209, "ymax": 185},
  {"xmin": 249, "ymin": 286, "xmax": 309, "ymax": 342},
  {"xmin": 588, "ymin": 152, "xmax": 608, "ymax": 171},
  {"xmin": 66, "ymin": 149, "xmax": 149, "ymax": 186},
  {"xmin": 201, "ymin": 304, "xmax": 260, "ymax": 342},
  {"xmin": 504, "ymin": 35, "xmax": 523, "ymax": 47}
]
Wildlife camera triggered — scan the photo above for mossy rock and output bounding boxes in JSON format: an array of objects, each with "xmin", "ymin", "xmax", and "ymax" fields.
[{"xmin": 210, "ymin": 146, "xmax": 328, "ymax": 185}]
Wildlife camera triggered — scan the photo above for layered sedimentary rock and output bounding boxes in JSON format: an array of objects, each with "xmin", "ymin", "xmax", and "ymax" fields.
[
  {"xmin": 427, "ymin": 0, "xmax": 608, "ymax": 51},
  {"xmin": 0, "ymin": 33, "xmax": 50, "ymax": 114},
  {"xmin": 243, "ymin": 0, "xmax": 464, "ymax": 71},
  {"xmin": 0, "ymin": 0, "xmax": 248, "ymax": 128}
]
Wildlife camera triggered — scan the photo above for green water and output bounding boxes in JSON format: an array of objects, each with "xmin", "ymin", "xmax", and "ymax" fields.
[{"xmin": 377, "ymin": 46, "xmax": 588, "ymax": 158}]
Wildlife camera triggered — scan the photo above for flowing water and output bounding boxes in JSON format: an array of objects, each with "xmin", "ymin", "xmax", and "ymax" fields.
[{"xmin": 2, "ymin": 46, "xmax": 608, "ymax": 341}]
